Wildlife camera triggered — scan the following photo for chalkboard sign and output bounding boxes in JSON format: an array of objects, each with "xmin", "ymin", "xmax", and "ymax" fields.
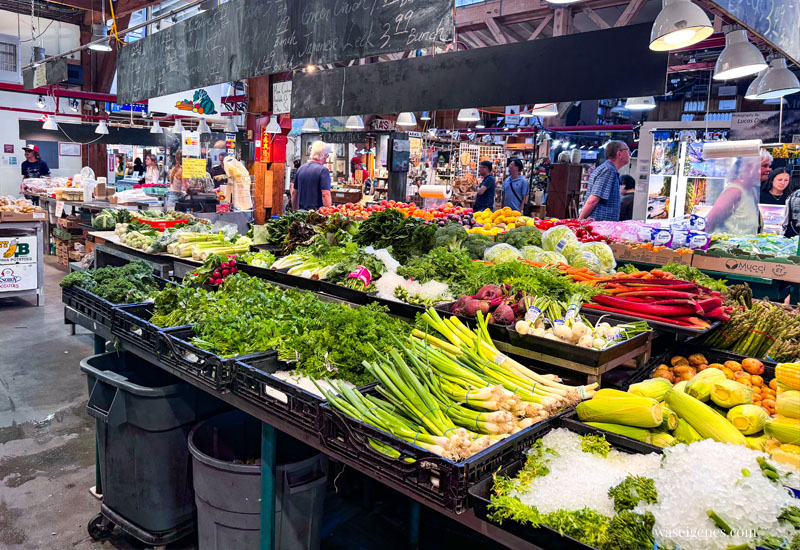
[
  {"xmin": 707, "ymin": 1, "xmax": 800, "ymax": 66},
  {"xmin": 117, "ymin": 0, "xmax": 453, "ymax": 104},
  {"xmin": 22, "ymin": 58, "xmax": 67, "ymax": 90}
]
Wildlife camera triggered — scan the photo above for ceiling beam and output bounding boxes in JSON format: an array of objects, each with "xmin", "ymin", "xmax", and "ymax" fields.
[
  {"xmin": 484, "ymin": 17, "xmax": 509, "ymax": 44},
  {"xmin": 614, "ymin": 0, "xmax": 648, "ymax": 27},
  {"xmin": 456, "ymin": 0, "xmax": 634, "ymax": 31},
  {"xmin": 463, "ymin": 32, "xmax": 490, "ymax": 48},
  {"xmin": 501, "ymin": 24, "xmax": 528, "ymax": 43},
  {"xmin": 552, "ymin": 7, "xmax": 573, "ymax": 37},
  {"xmin": 44, "ymin": 0, "xmax": 163, "ymax": 17},
  {"xmin": 581, "ymin": 7, "xmax": 611, "ymax": 30},
  {"xmin": 528, "ymin": 14, "xmax": 553, "ymax": 40}
]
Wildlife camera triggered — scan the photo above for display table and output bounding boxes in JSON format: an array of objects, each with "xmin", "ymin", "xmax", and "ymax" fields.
[{"xmin": 0, "ymin": 220, "xmax": 44, "ymax": 306}]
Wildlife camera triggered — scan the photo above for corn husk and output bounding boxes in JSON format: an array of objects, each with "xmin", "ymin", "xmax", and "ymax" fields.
[
  {"xmin": 593, "ymin": 388, "xmax": 632, "ymax": 399},
  {"xmin": 764, "ymin": 415, "xmax": 800, "ymax": 445},
  {"xmin": 770, "ymin": 444, "xmax": 800, "ymax": 469},
  {"xmin": 673, "ymin": 418, "xmax": 703, "ymax": 444},
  {"xmin": 657, "ymin": 403, "xmax": 678, "ymax": 431},
  {"xmin": 576, "ymin": 396, "xmax": 663, "ymax": 429},
  {"xmin": 629, "ymin": 378, "xmax": 673, "ymax": 401},
  {"xmin": 744, "ymin": 433, "xmax": 769, "ymax": 451},
  {"xmin": 776, "ymin": 390, "xmax": 800, "ymax": 419},
  {"xmin": 664, "ymin": 389, "xmax": 746, "ymax": 445},
  {"xmin": 685, "ymin": 368, "xmax": 726, "ymax": 402},
  {"xmin": 673, "ymin": 380, "xmax": 688, "ymax": 393},
  {"xmin": 726, "ymin": 404, "xmax": 768, "ymax": 435},
  {"xmin": 710, "ymin": 379, "xmax": 753, "ymax": 408},
  {"xmin": 584, "ymin": 422, "xmax": 652, "ymax": 444},
  {"xmin": 650, "ymin": 432, "xmax": 676, "ymax": 448}
]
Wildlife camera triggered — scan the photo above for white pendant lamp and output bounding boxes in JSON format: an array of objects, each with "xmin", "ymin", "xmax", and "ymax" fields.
[
  {"xmin": 649, "ymin": 0, "xmax": 713, "ymax": 52},
  {"xmin": 745, "ymin": 71, "xmax": 766, "ymax": 100},
  {"xmin": 396, "ymin": 112, "xmax": 417, "ymax": 127},
  {"xmin": 610, "ymin": 100, "xmax": 629, "ymax": 114},
  {"xmin": 626, "ymin": 96, "xmax": 656, "ymax": 110},
  {"xmin": 457, "ymin": 108, "xmax": 480, "ymax": 122},
  {"xmin": 345, "ymin": 115, "xmax": 364, "ymax": 129},
  {"xmin": 265, "ymin": 116, "xmax": 282, "ymax": 133},
  {"xmin": 763, "ymin": 97, "xmax": 788, "ymax": 105},
  {"xmin": 420, "ymin": 111, "xmax": 431, "ymax": 121},
  {"xmin": 756, "ymin": 58, "xmax": 800, "ymax": 99},
  {"xmin": 197, "ymin": 118, "xmax": 211, "ymax": 133},
  {"xmin": 530, "ymin": 103, "xmax": 558, "ymax": 117},
  {"xmin": 475, "ymin": 117, "xmax": 485, "ymax": 129},
  {"xmin": 173, "ymin": 119, "xmax": 185, "ymax": 133},
  {"xmin": 95, "ymin": 120, "xmax": 109, "ymax": 134},
  {"xmin": 223, "ymin": 117, "xmax": 238, "ymax": 133},
  {"xmin": 713, "ymin": 29, "xmax": 767, "ymax": 80},
  {"xmin": 88, "ymin": 24, "xmax": 112, "ymax": 52},
  {"xmin": 150, "ymin": 120, "xmax": 163, "ymax": 134},
  {"xmin": 42, "ymin": 116, "xmax": 58, "ymax": 131},
  {"xmin": 301, "ymin": 118, "xmax": 319, "ymax": 132}
]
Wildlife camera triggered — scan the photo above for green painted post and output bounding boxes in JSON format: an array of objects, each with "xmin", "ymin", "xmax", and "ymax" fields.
[{"xmin": 260, "ymin": 423, "xmax": 276, "ymax": 550}]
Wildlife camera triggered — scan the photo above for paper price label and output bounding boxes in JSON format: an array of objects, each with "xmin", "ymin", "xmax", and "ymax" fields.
[
  {"xmin": 182, "ymin": 157, "xmax": 207, "ymax": 179},
  {"xmin": 55, "ymin": 201, "xmax": 64, "ymax": 217}
]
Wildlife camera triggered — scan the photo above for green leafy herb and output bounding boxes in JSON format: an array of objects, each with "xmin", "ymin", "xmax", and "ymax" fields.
[
  {"xmin": 580, "ymin": 433, "xmax": 611, "ymax": 457},
  {"xmin": 608, "ymin": 475, "xmax": 658, "ymax": 513},
  {"xmin": 660, "ymin": 263, "xmax": 727, "ymax": 293},
  {"xmin": 60, "ymin": 260, "xmax": 161, "ymax": 304}
]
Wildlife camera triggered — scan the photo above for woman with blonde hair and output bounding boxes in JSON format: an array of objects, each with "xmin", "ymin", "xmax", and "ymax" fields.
[{"xmin": 166, "ymin": 150, "xmax": 186, "ymax": 207}]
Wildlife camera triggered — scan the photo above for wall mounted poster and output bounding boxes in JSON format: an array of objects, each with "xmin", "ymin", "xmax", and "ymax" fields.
[{"xmin": 651, "ymin": 141, "xmax": 679, "ymax": 176}]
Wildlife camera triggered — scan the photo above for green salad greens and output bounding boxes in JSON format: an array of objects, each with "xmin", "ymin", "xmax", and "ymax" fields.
[{"xmin": 60, "ymin": 260, "xmax": 161, "ymax": 304}]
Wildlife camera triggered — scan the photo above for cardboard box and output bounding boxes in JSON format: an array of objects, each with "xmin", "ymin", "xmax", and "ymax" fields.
[
  {"xmin": 691, "ymin": 254, "xmax": 800, "ymax": 283},
  {"xmin": 0, "ymin": 211, "xmax": 47, "ymax": 223},
  {"xmin": 610, "ymin": 243, "xmax": 693, "ymax": 267}
]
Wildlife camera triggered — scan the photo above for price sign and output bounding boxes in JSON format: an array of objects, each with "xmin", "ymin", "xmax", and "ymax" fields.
[
  {"xmin": 182, "ymin": 157, "xmax": 207, "ymax": 178},
  {"xmin": 33, "ymin": 65, "xmax": 47, "ymax": 88},
  {"xmin": 55, "ymin": 201, "xmax": 64, "ymax": 217},
  {"xmin": 272, "ymin": 81, "xmax": 292, "ymax": 114}
]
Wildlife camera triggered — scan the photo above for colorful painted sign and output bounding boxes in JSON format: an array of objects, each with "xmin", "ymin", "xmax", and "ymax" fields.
[{"xmin": 149, "ymin": 85, "xmax": 223, "ymax": 118}]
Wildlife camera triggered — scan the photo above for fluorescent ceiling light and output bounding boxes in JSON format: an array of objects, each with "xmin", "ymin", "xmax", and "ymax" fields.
[
  {"xmin": 345, "ymin": 115, "xmax": 364, "ymax": 129},
  {"xmin": 396, "ymin": 112, "xmax": 417, "ymax": 127},
  {"xmin": 150, "ymin": 120, "xmax": 163, "ymax": 134},
  {"xmin": 650, "ymin": 0, "xmax": 713, "ymax": 51},
  {"xmin": 265, "ymin": 116, "xmax": 282, "ymax": 133},
  {"xmin": 457, "ymin": 108, "xmax": 480, "ymax": 122},
  {"xmin": 713, "ymin": 29, "xmax": 767, "ymax": 80},
  {"xmin": 519, "ymin": 106, "xmax": 534, "ymax": 118},
  {"xmin": 42, "ymin": 116, "xmax": 58, "ymax": 131},
  {"xmin": 197, "ymin": 118, "xmax": 211, "ymax": 133},
  {"xmin": 745, "ymin": 70, "xmax": 766, "ymax": 99},
  {"xmin": 88, "ymin": 24, "xmax": 112, "ymax": 52},
  {"xmin": 95, "ymin": 120, "xmax": 109, "ymax": 134},
  {"xmin": 626, "ymin": 96, "xmax": 656, "ymax": 110},
  {"xmin": 223, "ymin": 117, "xmax": 238, "ymax": 133},
  {"xmin": 301, "ymin": 118, "xmax": 319, "ymax": 132},
  {"xmin": 755, "ymin": 58, "xmax": 800, "ymax": 99},
  {"xmin": 530, "ymin": 103, "xmax": 558, "ymax": 117}
]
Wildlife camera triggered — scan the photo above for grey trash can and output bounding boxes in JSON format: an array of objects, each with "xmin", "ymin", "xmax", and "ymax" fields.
[
  {"xmin": 189, "ymin": 410, "xmax": 328, "ymax": 550},
  {"xmin": 81, "ymin": 351, "xmax": 227, "ymax": 545}
]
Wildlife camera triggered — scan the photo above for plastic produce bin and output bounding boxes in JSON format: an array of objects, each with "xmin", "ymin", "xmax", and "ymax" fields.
[
  {"xmin": 189, "ymin": 410, "xmax": 329, "ymax": 550},
  {"xmin": 81, "ymin": 351, "xmax": 228, "ymax": 545}
]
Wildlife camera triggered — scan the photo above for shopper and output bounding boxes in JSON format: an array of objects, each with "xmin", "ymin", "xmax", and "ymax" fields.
[
  {"xmin": 130, "ymin": 157, "xmax": 145, "ymax": 178},
  {"xmin": 21, "ymin": 144, "xmax": 50, "ymax": 178},
  {"xmin": 618, "ymin": 174, "xmax": 636, "ymax": 221},
  {"xmin": 292, "ymin": 141, "xmax": 332, "ymax": 210},
  {"xmin": 579, "ymin": 140, "xmax": 629, "ymax": 221},
  {"xmin": 706, "ymin": 156, "xmax": 761, "ymax": 236},
  {"xmin": 473, "ymin": 161, "xmax": 496, "ymax": 212},
  {"xmin": 760, "ymin": 150, "xmax": 773, "ymax": 186},
  {"xmin": 783, "ymin": 187, "xmax": 800, "ymax": 238},
  {"xmin": 115, "ymin": 156, "xmax": 126, "ymax": 178},
  {"xmin": 502, "ymin": 158, "xmax": 528, "ymax": 212},
  {"xmin": 167, "ymin": 151, "xmax": 186, "ymax": 207},
  {"xmin": 142, "ymin": 154, "xmax": 161, "ymax": 184},
  {"xmin": 210, "ymin": 152, "xmax": 228, "ymax": 188},
  {"xmin": 760, "ymin": 168, "xmax": 794, "ymax": 205}
]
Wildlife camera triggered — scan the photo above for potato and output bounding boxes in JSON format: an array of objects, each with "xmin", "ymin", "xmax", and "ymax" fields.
[
  {"xmin": 709, "ymin": 363, "xmax": 725, "ymax": 371},
  {"xmin": 721, "ymin": 367, "xmax": 735, "ymax": 380},
  {"xmin": 671, "ymin": 356, "xmax": 689, "ymax": 367},
  {"xmin": 724, "ymin": 361, "xmax": 743, "ymax": 372},
  {"xmin": 769, "ymin": 379, "xmax": 778, "ymax": 391},
  {"xmin": 688, "ymin": 353, "xmax": 708, "ymax": 367},
  {"xmin": 673, "ymin": 365, "xmax": 696, "ymax": 378},
  {"xmin": 734, "ymin": 371, "xmax": 751, "ymax": 383},
  {"xmin": 761, "ymin": 398, "xmax": 776, "ymax": 410},
  {"xmin": 678, "ymin": 371, "xmax": 695, "ymax": 382},
  {"xmin": 742, "ymin": 358, "xmax": 764, "ymax": 375},
  {"xmin": 749, "ymin": 375, "xmax": 764, "ymax": 388},
  {"xmin": 696, "ymin": 364, "xmax": 710, "ymax": 372}
]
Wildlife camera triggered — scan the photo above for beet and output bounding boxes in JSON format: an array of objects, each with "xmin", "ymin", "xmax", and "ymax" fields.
[
  {"xmin": 475, "ymin": 284, "xmax": 504, "ymax": 301},
  {"xmin": 452, "ymin": 295, "xmax": 471, "ymax": 315},
  {"xmin": 490, "ymin": 304, "xmax": 515, "ymax": 325},
  {"xmin": 464, "ymin": 299, "xmax": 491, "ymax": 317}
]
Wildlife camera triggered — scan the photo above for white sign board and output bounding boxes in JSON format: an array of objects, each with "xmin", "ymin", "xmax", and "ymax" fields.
[
  {"xmin": 505, "ymin": 106, "xmax": 521, "ymax": 127},
  {"xmin": 33, "ymin": 65, "xmax": 47, "ymax": 88},
  {"xmin": 0, "ymin": 236, "xmax": 37, "ymax": 265},
  {"xmin": 0, "ymin": 263, "xmax": 37, "ymax": 292},
  {"xmin": 149, "ymin": 85, "xmax": 224, "ymax": 118},
  {"xmin": 55, "ymin": 201, "xmax": 65, "ymax": 217},
  {"xmin": 182, "ymin": 131, "xmax": 201, "ymax": 157},
  {"xmin": 272, "ymin": 81, "xmax": 292, "ymax": 114}
]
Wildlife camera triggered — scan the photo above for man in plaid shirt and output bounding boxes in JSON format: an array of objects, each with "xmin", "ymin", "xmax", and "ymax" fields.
[{"xmin": 579, "ymin": 140, "xmax": 630, "ymax": 221}]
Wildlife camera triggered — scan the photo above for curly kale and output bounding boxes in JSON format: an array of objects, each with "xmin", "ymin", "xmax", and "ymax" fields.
[
  {"xmin": 433, "ymin": 222, "xmax": 468, "ymax": 250},
  {"xmin": 61, "ymin": 260, "xmax": 161, "ymax": 304},
  {"xmin": 608, "ymin": 475, "xmax": 658, "ymax": 513},
  {"xmin": 356, "ymin": 209, "xmax": 434, "ymax": 263}
]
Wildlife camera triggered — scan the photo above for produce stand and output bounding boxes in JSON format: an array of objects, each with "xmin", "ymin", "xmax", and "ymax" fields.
[{"xmin": 0, "ymin": 220, "xmax": 45, "ymax": 306}]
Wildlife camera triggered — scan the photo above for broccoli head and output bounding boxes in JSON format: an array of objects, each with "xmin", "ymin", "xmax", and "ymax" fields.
[
  {"xmin": 499, "ymin": 226, "xmax": 542, "ymax": 249},
  {"xmin": 434, "ymin": 222, "xmax": 468, "ymax": 250},
  {"xmin": 465, "ymin": 233, "xmax": 494, "ymax": 260}
]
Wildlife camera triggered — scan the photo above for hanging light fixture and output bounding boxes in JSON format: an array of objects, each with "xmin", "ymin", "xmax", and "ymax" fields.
[
  {"xmin": 457, "ymin": 108, "xmax": 480, "ymax": 122},
  {"xmin": 88, "ymin": 24, "xmax": 112, "ymax": 52},
  {"xmin": 745, "ymin": 70, "xmax": 766, "ymax": 100},
  {"xmin": 427, "ymin": 128, "xmax": 438, "ymax": 137},
  {"xmin": 345, "ymin": 115, "xmax": 364, "ymax": 129},
  {"xmin": 649, "ymin": 0, "xmax": 713, "ymax": 51},
  {"xmin": 42, "ymin": 116, "xmax": 58, "ymax": 131},
  {"xmin": 530, "ymin": 103, "xmax": 558, "ymax": 117},
  {"xmin": 763, "ymin": 97, "xmax": 788, "ymax": 105},
  {"xmin": 396, "ymin": 112, "xmax": 417, "ymax": 127},
  {"xmin": 223, "ymin": 117, "xmax": 238, "ymax": 133},
  {"xmin": 756, "ymin": 57, "xmax": 800, "ymax": 99},
  {"xmin": 519, "ymin": 106, "xmax": 533, "ymax": 118},
  {"xmin": 713, "ymin": 29, "xmax": 767, "ymax": 80},
  {"xmin": 150, "ymin": 120, "xmax": 163, "ymax": 134},
  {"xmin": 173, "ymin": 119, "xmax": 185, "ymax": 133},
  {"xmin": 95, "ymin": 120, "xmax": 109, "ymax": 135},
  {"xmin": 32, "ymin": 46, "xmax": 46, "ymax": 67},
  {"xmin": 626, "ymin": 96, "xmax": 657, "ymax": 110},
  {"xmin": 475, "ymin": 115, "xmax": 486, "ymax": 129},
  {"xmin": 37, "ymin": 95, "xmax": 45, "ymax": 109},
  {"xmin": 265, "ymin": 116, "xmax": 282, "ymax": 133},
  {"xmin": 420, "ymin": 111, "xmax": 432, "ymax": 121},
  {"xmin": 301, "ymin": 118, "xmax": 319, "ymax": 132},
  {"xmin": 197, "ymin": 118, "xmax": 211, "ymax": 133}
]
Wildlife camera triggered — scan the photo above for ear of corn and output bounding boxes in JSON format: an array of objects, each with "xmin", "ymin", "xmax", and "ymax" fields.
[
  {"xmin": 764, "ymin": 415, "xmax": 800, "ymax": 445},
  {"xmin": 593, "ymin": 388, "xmax": 632, "ymax": 399},
  {"xmin": 776, "ymin": 363, "xmax": 800, "ymax": 390},
  {"xmin": 664, "ymin": 389, "xmax": 746, "ymax": 445},
  {"xmin": 576, "ymin": 396, "xmax": 663, "ymax": 428},
  {"xmin": 770, "ymin": 443, "xmax": 800, "ymax": 469},
  {"xmin": 726, "ymin": 404, "xmax": 768, "ymax": 435},
  {"xmin": 775, "ymin": 390, "xmax": 800, "ymax": 419},
  {"xmin": 583, "ymin": 422, "xmax": 652, "ymax": 444},
  {"xmin": 710, "ymin": 380, "xmax": 753, "ymax": 408},
  {"xmin": 673, "ymin": 380, "xmax": 688, "ymax": 393},
  {"xmin": 650, "ymin": 432, "xmax": 676, "ymax": 448},
  {"xmin": 673, "ymin": 418, "xmax": 703, "ymax": 444},
  {"xmin": 658, "ymin": 403, "xmax": 678, "ymax": 431},
  {"xmin": 744, "ymin": 434, "xmax": 769, "ymax": 451},
  {"xmin": 685, "ymin": 368, "xmax": 726, "ymax": 402},
  {"xmin": 629, "ymin": 378, "xmax": 673, "ymax": 401}
]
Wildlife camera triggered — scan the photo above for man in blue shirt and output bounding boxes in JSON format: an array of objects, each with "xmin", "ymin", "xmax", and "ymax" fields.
[
  {"xmin": 502, "ymin": 158, "xmax": 529, "ymax": 212},
  {"xmin": 292, "ymin": 141, "xmax": 332, "ymax": 210},
  {"xmin": 474, "ymin": 161, "xmax": 495, "ymax": 211},
  {"xmin": 579, "ymin": 140, "xmax": 630, "ymax": 221},
  {"xmin": 21, "ymin": 144, "xmax": 51, "ymax": 178}
]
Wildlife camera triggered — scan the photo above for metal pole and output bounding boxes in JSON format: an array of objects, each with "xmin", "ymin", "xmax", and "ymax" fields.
[{"xmin": 260, "ymin": 423, "xmax": 276, "ymax": 550}]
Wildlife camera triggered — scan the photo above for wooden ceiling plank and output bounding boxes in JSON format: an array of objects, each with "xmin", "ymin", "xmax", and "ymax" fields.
[
  {"xmin": 614, "ymin": 0, "xmax": 648, "ymax": 27},
  {"xmin": 484, "ymin": 17, "xmax": 509, "ymax": 44},
  {"xmin": 528, "ymin": 14, "xmax": 553, "ymax": 40},
  {"xmin": 582, "ymin": 7, "xmax": 611, "ymax": 30}
]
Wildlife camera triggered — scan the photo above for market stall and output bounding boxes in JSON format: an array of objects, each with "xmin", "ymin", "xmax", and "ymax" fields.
[{"xmin": 0, "ymin": 198, "xmax": 45, "ymax": 306}]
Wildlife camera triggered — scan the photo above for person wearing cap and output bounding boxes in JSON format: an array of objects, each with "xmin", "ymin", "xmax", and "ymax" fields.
[
  {"xmin": 210, "ymin": 152, "xmax": 228, "ymax": 188},
  {"xmin": 21, "ymin": 144, "xmax": 50, "ymax": 178},
  {"xmin": 351, "ymin": 156, "xmax": 370, "ymax": 194}
]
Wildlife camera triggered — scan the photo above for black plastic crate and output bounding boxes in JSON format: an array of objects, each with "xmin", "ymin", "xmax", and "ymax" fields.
[
  {"xmin": 265, "ymin": 268, "xmax": 322, "ymax": 293},
  {"xmin": 159, "ymin": 327, "xmax": 277, "ymax": 394},
  {"xmin": 364, "ymin": 292, "xmax": 430, "ymax": 320},
  {"xmin": 468, "ymin": 415, "xmax": 662, "ymax": 549},
  {"xmin": 112, "ymin": 303, "xmax": 191, "ymax": 354},
  {"xmin": 319, "ymin": 401, "xmax": 570, "ymax": 514},
  {"xmin": 318, "ymin": 280, "xmax": 370, "ymax": 305}
]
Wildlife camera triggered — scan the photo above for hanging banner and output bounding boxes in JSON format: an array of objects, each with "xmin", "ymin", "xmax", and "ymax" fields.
[
  {"xmin": 182, "ymin": 131, "xmax": 201, "ymax": 156},
  {"xmin": 730, "ymin": 110, "xmax": 800, "ymax": 143},
  {"xmin": 182, "ymin": 157, "xmax": 207, "ymax": 178},
  {"xmin": 149, "ymin": 86, "xmax": 223, "ymax": 118}
]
